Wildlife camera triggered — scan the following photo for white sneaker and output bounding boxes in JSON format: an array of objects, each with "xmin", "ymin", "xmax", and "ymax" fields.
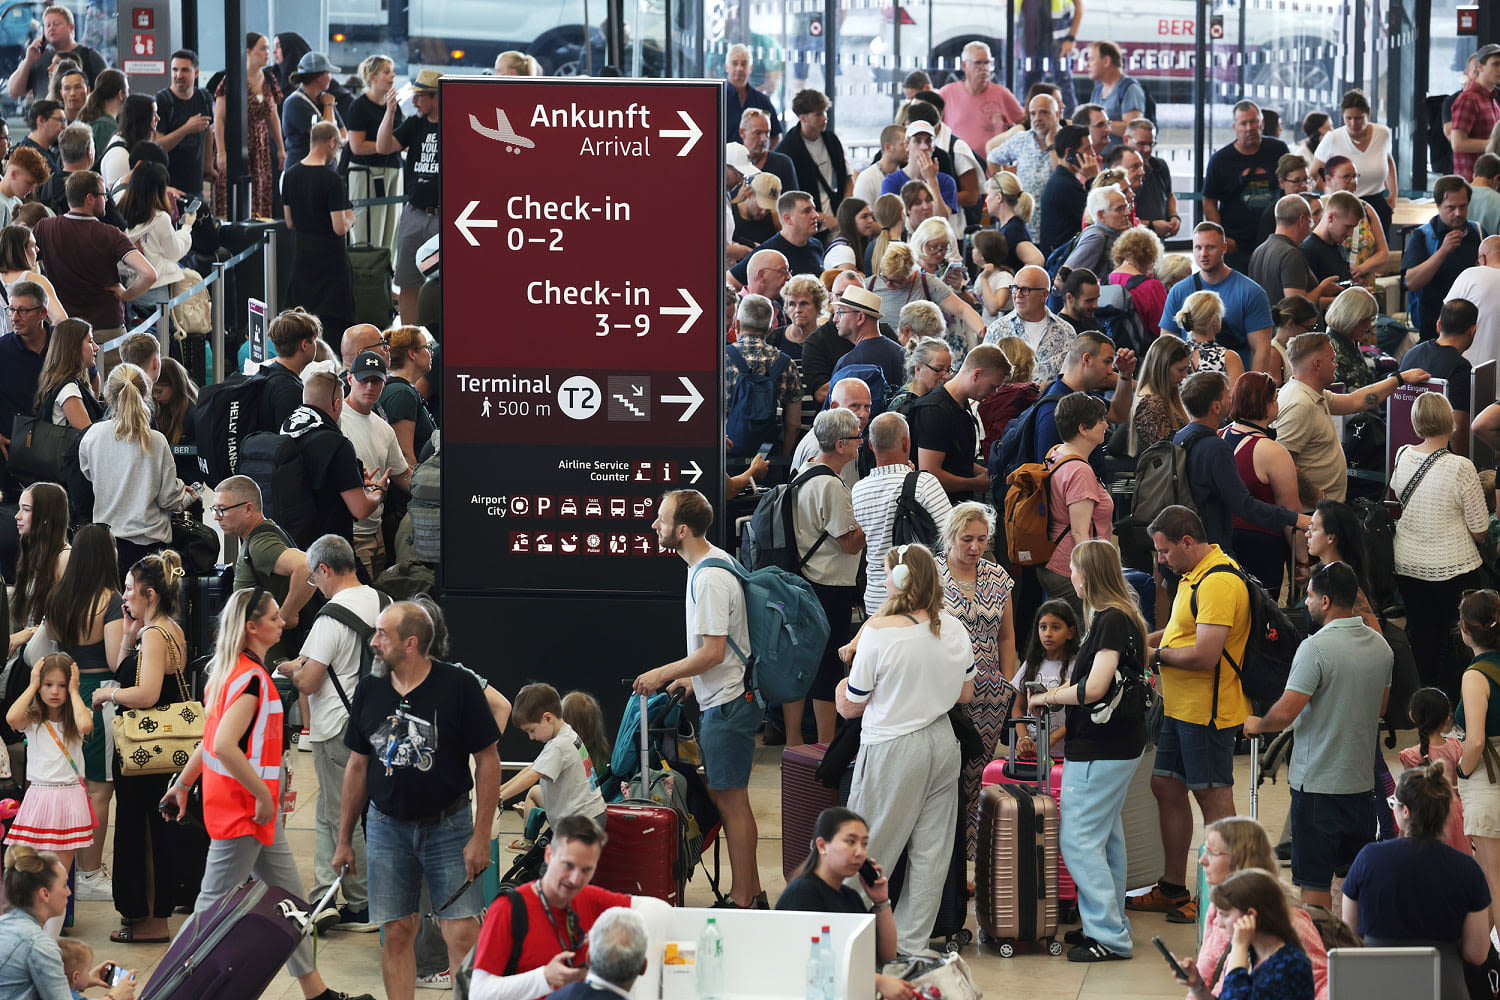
[
  {"xmin": 75, "ymin": 866, "xmax": 113, "ymax": 901},
  {"xmin": 416, "ymin": 970, "xmax": 451, "ymax": 990}
]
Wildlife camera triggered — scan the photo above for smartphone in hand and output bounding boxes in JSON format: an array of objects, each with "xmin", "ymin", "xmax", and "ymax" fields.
[
  {"xmin": 1153, "ymin": 936, "xmax": 1188, "ymax": 980},
  {"xmin": 858, "ymin": 859, "xmax": 880, "ymax": 885}
]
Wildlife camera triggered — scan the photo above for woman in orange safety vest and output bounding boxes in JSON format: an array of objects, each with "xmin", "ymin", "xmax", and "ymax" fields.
[{"xmin": 160, "ymin": 586, "xmax": 371, "ymax": 1000}]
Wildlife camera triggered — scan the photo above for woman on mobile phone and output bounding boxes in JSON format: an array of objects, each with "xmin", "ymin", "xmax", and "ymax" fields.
[
  {"xmin": 1173, "ymin": 869, "xmax": 1314, "ymax": 1000},
  {"xmin": 118, "ymin": 162, "xmax": 194, "ymax": 317},
  {"xmin": 776, "ymin": 807, "xmax": 916, "ymax": 1000}
]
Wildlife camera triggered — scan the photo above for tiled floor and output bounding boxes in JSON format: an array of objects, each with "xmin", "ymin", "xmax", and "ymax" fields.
[{"xmin": 69, "ymin": 734, "xmax": 1378, "ymax": 999}]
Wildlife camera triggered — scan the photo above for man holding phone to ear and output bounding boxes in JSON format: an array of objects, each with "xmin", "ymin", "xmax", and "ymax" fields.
[{"xmin": 1039, "ymin": 124, "xmax": 1097, "ymax": 257}]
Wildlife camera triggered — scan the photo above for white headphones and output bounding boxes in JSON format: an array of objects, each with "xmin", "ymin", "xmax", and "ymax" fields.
[{"xmin": 889, "ymin": 545, "xmax": 912, "ymax": 591}]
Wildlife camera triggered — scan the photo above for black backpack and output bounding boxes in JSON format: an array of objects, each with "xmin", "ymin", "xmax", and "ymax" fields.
[
  {"xmin": 314, "ymin": 592, "xmax": 393, "ymax": 713},
  {"xmin": 1095, "ymin": 274, "xmax": 1151, "ymax": 356},
  {"xmin": 237, "ymin": 430, "xmax": 285, "ymax": 521},
  {"xmin": 891, "ymin": 469, "xmax": 941, "ymax": 549},
  {"xmin": 1351, "ymin": 498, "xmax": 1399, "ymax": 614},
  {"xmin": 1190, "ymin": 563, "xmax": 1303, "ymax": 720},
  {"xmin": 741, "ymin": 464, "xmax": 839, "ymax": 572},
  {"xmin": 190, "ymin": 370, "xmax": 274, "ymax": 483}
]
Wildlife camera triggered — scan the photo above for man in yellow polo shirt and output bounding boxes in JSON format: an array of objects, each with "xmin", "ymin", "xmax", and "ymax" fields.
[{"xmin": 1128, "ymin": 505, "xmax": 1252, "ymax": 924}]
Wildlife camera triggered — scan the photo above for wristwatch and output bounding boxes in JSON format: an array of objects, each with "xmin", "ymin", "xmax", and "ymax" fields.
[{"xmin": 1062, "ymin": 33, "xmax": 1076, "ymax": 42}]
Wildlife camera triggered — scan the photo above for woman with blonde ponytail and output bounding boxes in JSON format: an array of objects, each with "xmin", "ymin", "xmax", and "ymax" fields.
[
  {"xmin": 78, "ymin": 363, "xmax": 196, "ymax": 576},
  {"xmin": 834, "ymin": 543, "xmax": 976, "ymax": 954}
]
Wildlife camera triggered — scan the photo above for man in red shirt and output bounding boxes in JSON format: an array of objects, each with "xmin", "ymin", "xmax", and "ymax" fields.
[
  {"xmin": 1450, "ymin": 42, "xmax": 1500, "ymax": 181},
  {"xmin": 471, "ymin": 815, "xmax": 659, "ymax": 1000}
]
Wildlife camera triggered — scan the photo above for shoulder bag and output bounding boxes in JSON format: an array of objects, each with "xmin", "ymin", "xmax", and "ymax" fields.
[
  {"xmin": 112, "ymin": 627, "xmax": 205, "ymax": 776},
  {"xmin": 8, "ymin": 383, "xmax": 82, "ymax": 484}
]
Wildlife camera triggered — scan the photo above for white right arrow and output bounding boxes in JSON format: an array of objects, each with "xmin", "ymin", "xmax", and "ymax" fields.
[
  {"xmin": 686, "ymin": 460, "xmax": 703, "ymax": 484},
  {"xmin": 658, "ymin": 288, "xmax": 702, "ymax": 334},
  {"xmin": 658, "ymin": 110, "xmax": 702, "ymax": 156},
  {"xmin": 454, "ymin": 200, "xmax": 498, "ymax": 247},
  {"xmin": 661, "ymin": 377, "xmax": 704, "ymax": 422}
]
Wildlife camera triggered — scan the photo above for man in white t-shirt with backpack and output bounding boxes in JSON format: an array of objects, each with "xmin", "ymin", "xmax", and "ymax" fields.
[
  {"xmin": 632, "ymin": 489, "xmax": 765, "ymax": 910},
  {"xmin": 284, "ymin": 532, "xmax": 390, "ymax": 934}
]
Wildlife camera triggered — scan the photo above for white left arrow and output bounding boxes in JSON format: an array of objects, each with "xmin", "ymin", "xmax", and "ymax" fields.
[
  {"xmin": 661, "ymin": 377, "xmax": 704, "ymax": 422},
  {"xmin": 658, "ymin": 289, "xmax": 702, "ymax": 333},
  {"xmin": 658, "ymin": 110, "xmax": 702, "ymax": 157},
  {"xmin": 685, "ymin": 460, "xmax": 703, "ymax": 484},
  {"xmin": 454, "ymin": 200, "xmax": 498, "ymax": 247}
]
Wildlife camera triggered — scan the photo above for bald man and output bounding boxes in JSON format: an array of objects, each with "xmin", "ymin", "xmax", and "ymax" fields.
[
  {"xmin": 983, "ymin": 264, "xmax": 1077, "ymax": 384},
  {"xmin": 1446, "ymin": 233, "xmax": 1500, "ymax": 366},
  {"xmin": 341, "ymin": 323, "xmax": 387, "ymax": 370}
]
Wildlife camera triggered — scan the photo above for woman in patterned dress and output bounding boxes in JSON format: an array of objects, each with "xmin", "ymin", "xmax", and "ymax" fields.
[
  {"xmin": 937, "ymin": 501, "xmax": 1018, "ymax": 859},
  {"xmin": 212, "ymin": 34, "xmax": 285, "ymax": 218}
]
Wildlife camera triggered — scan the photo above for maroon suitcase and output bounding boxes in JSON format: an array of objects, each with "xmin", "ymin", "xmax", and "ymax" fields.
[
  {"xmin": 591, "ymin": 692, "xmax": 683, "ymax": 904},
  {"xmin": 781, "ymin": 742, "xmax": 839, "ymax": 880},
  {"xmin": 140, "ymin": 878, "xmax": 340, "ymax": 1000},
  {"xmin": 592, "ymin": 803, "xmax": 683, "ymax": 904}
]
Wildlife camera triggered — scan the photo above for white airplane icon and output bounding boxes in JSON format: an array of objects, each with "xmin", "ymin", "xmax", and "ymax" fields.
[{"xmin": 470, "ymin": 109, "xmax": 535, "ymax": 149}]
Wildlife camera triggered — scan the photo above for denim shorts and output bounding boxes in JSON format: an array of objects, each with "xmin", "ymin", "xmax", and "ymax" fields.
[
  {"xmin": 364, "ymin": 801, "xmax": 483, "ymax": 925},
  {"xmin": 700, "ymin": 694, "xmax": 760, "ymax": 791},
  {"xmin": 1153, "ymin": 716, "xmax": 1236, "ymax": 790}
]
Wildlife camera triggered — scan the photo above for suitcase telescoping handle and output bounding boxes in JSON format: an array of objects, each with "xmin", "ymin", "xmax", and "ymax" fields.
[
  {"xmin": 1000, "ymin": 717, "xmax": 1054, "ymax": 795},
  {"xmin": 1248, "ymin": 733, "xmax": 1260, "ymax": 821}
]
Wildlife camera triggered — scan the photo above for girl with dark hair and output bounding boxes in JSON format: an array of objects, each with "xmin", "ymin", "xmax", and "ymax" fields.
[
  {"xmin": 268, "ymin": 33, "xmax": 312, "ymax": 98},
  {"xmin": 79, "ymin": 67, "xmax": 127, "ymax": 152},
  {"xmin": 161, "ymin": 588, "xmax": 365, "ymax": 1000},
  {"xmin": 1343, "ymin": 763, "xmax": 1492, "ymax": 1000},
  {"xmin": 153, "ymin": 357, "xmax": 200, "ymax": 483},
  {"xmin": 1013, "ymin": 599, "xmax": 1078, "ymax": 759},
  {"xmin": 1269, "ymin": 296, "xmax": 1318, "ymax": 386},
  {"xmin": 100, "ymin": 93, "xmax": 158, "ymax": 190},
  {"xmin": 91, "ymin": 550, "xmax": 205, "ymax": 942},
  {"xmin": 774, "ymin": 807, "xmax": 915, "ymax": 1000},
  {"xmin": 1200, "ymin": 869, "xmax": 1312, "ymax": 1000},
  {"xmin": 213, "ymin": 34, "xmax": 285, "ymax": 217},
  {"xmin": 118, "ymin": 162, "xmax": 194, "ymax": 313},
  {"xmin": 830, "ymin": 197, "xmax": 876, "ymax": 276},
  {"xmin": 0, "ymin": 845, "xmax": 137, "ymax": 998},
  {"xmin": 41, "ymin": 523, "xmax": 122, "ymax": 901},
  {"xmin": 1219, "ymin": 371, "xmax": 1303, "ymax": 595},
  {"xmin": 8, "ymin": 482, "xmax": 69, "ymax": 654},
  {"xmin": 0, "ymin": 224, "xmax": 66, "ymax": 328},
  {"xmin": 1398, "ymin": 688, "xmax": 1469, "ymax": 851},
  {"xmin": 835, "ymin": 543, "xmax": 975, "ymax": 954},
  {"xmin": 1304, "ymin": 499, "xmax": 1379, "ymax": 629},
  {"xmin": 34, "ymin": 317, "xmax": 101, "ymax": 431},
  {"xmin": 1454, "ymin": 589, "xmax": 1500, "ymax": 936}
]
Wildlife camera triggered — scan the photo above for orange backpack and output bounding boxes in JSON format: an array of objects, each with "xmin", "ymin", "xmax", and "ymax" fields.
[{"xmin": 1004, "ymin": 454, "xmax": 1083, "ymax": 566}]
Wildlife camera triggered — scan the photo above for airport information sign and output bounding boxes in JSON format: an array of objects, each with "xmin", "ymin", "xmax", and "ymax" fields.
[{"xmin": 440, "ymin": 78, "xmax": 723, "ymax": 594}]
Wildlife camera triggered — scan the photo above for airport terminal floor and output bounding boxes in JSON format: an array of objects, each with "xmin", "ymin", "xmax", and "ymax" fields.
[{"xmin": 80, "ymin": 731, "xmax": 1334, "ymax": 1000}]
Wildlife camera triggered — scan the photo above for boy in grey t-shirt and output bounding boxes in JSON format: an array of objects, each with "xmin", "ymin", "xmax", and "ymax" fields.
[{"xmin": 497, "ymin": 683, "xmax": 607, "ymax": 831}]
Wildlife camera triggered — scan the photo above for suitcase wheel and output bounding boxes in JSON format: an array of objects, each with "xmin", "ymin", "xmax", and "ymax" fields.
[
  {"xmin": 997, "ymin": 941, "xmax": 1016, "ymax": 958},
  {"xmin": 1047, "ymin": 939, "xmax": 1064, "ymax": 957}
]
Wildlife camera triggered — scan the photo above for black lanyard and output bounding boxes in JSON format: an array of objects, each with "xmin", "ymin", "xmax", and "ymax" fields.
[{"xmin": 535, "ymin": 883, "xmax": 584, "ymax": 956}]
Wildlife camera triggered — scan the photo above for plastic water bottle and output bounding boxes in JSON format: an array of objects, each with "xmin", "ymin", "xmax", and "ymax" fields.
[
  {"xmin": 697, "ymin": 917, "xmax": 724, "ymax": 999},
  {"xmin": 820, "ymin": 925, "xmax": 836, "ymax": 998},
  {"xmin": 806, "ymin": 936, "xmax": 826, "ymax": 1000}
]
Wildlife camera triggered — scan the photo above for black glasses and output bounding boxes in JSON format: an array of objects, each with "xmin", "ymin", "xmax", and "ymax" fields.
[
  {"xmin": 1012, "ymin": 285, "xmax": 1047, "ymax": 295},
  {"xmin": 923, "ymin": 363, "xmax": 953, "ymax": 378},
  {"xmin": 6, "ymin": 304, "xmax": 41, "ymax": 314},
  {"xmin": 210, "ymin": 501, "xmax": 250, "ymax": 517}
]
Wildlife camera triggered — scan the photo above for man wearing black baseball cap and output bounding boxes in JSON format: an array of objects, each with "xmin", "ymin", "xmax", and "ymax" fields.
[{"xmin": 339, "ymin": 350, "xmax": 411, "ymax": 578}]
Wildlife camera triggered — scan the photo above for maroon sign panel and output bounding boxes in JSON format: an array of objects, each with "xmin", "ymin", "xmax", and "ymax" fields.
[{"xmin": 440, "ymin": 78, "xmax": 723, "ymax": 594}]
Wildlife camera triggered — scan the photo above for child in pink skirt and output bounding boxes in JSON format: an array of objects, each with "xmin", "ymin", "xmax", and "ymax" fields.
[
  {"xmin": 1399, "ymin": 687, "xmax": 1470, "ymax": 853},
  {"xmin": 4, "ymin": 653, "xmax": 95, "ymax": 933}
]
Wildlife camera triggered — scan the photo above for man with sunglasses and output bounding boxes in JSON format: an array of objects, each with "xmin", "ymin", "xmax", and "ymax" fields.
[
  {"xmin": 1244, "ymin": 560, "xmax": 1391, "ymax": 909},
  {"xmin": 0, "ymin": 281, "xmax": 50, "ymax": 489},
  {"xmin": 213, "ymin": 474, "xmax": 316, "ymax": 657}
]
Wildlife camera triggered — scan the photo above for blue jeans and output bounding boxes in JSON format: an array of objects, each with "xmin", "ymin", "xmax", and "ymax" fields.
[
  {"xmin": 1060, "ymin": 754, "xmax": 1143, "ymax": 955},
  {"xmin": 364, "ymin": 802, "xmax": 483, "ymax": 925}
]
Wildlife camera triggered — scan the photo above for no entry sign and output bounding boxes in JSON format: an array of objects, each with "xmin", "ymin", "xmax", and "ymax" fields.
[{"xmin": 440, "ymin": 78, "xmax": 724, "ymax": 594}]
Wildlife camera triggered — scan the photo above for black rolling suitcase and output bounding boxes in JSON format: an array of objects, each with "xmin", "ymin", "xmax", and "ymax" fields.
[
  {"xmin": 348, "ymin": 243, "xmax": 394, "ymax": 329},
  {"xmin": 185, "ymin": 566, "xmax": 232, "ymax": 662}
]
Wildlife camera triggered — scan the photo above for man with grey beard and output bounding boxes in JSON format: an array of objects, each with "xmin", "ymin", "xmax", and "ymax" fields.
[
  {"xmin": 283, "ymin": 533, "xmax": 390, "ymax": 933},
  {"xmin": 333, "ymin": 601, "xmax": 501, "ymax": 1000}
]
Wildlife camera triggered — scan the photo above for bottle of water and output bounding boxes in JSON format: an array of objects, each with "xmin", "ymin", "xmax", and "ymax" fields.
[
  {"xmin": 697, "ymin": 917, "xmax": 724, "ymax": 1000},
  {"xmin": 819, "ymin": 925, "xmax": 836, "ymax": 998},
  {"xmin": 806, "ymin": 935, "xmax": 826, "ymax": 1000}
]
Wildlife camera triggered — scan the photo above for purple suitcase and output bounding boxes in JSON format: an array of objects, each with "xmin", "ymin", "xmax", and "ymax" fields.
[{"xmin": 140, "ymin": 878, "xmax": 340, "ymax": 1000}]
